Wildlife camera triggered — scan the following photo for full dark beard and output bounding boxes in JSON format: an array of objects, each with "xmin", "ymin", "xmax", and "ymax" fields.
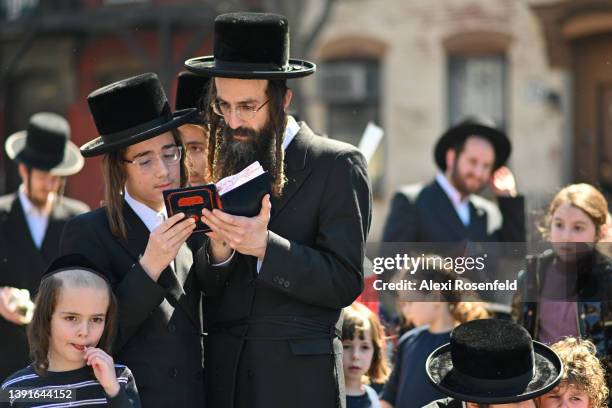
[
  {"xmin": 217, "ymin": 122, "xmax": 278, "ymax": 179},
  {"xmin": 450, "ymin": 160, "xmax": 485, "ymax": 196}
]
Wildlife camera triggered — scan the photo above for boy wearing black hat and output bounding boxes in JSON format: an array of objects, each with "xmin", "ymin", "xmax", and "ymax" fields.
[
  {"xmin": 184, "ymin": 12, "xmax": 372, "ymax": 408},
  {"xmin": 175, "ymin": 71, "xmax": 211, "ymax": 186},
  {"xmin": 423, "ymin": 319, "xmax": 563, "ymax": 408},
  {"xmin": 382, "ymin": 116, "xmax": 525, "ymax": 244},
  {"xmin": 59, "ymin": 73, "xmax": 206, "ymax": 408},
  {"xmin": 0, "ymin": 112, "xmax": 89, "ymax": 381}
]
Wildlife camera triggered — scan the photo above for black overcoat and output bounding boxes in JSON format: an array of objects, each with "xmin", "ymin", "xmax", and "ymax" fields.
[{"xmin": 198, "ymin": 123, "xmax": 372, "ymax": 408}]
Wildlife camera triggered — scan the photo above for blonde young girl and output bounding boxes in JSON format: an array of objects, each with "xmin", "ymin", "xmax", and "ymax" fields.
[
  {"xmin": 0, "ymin": 254, "xmax": 139, "ymax": 407},
  {"xmin": 342, "ymin": 302, "xmax": 390, "ymax": 408},
  {"xmin": 381, "ymin": 260, "xmax": 489, "ymax": 408},
  {"xmin": 539, "ymin": 337, "xmax": 608, "ymax": 408},
  {"xmin": 512, "ymin": 183, "xmax": 612, "ymax": 377}
]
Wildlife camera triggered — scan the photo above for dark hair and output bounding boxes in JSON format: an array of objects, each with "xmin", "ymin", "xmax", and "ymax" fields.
[
  {"xmin": 27, "ymin": 269, "xmax": 118, "ymax": 376},
  {"xmin": 102, "ymin": 129, "xmax": 188, "ymax": 238},
  {"xmin": 448, "ymin": 136, "xmax": 494, "ymax": 167},
  {"xmin": 450, "ymin": 139, "xmax": 468, "ymax": 157},
  {"xmin": 342, "ymin": 302, "xmax": 390, "ymax": 383},
  {"xmin": 205, "ymin": 79, "xmax": 288, "ymax": 196}
]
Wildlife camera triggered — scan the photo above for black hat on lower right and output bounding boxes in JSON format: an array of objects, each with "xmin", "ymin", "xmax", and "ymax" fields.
[{"xmin": 426, "ymin": 319, "xmax": 563, "ymax": 404}]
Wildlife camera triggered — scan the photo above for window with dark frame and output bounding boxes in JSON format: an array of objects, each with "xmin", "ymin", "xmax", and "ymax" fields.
[
  {"xmin": 318, "ymin": 58, "xmax": 384, "ymax": 195},
  {"xmin": 448, "ymin": 53, "xmax": 507, "ymax": 130}
]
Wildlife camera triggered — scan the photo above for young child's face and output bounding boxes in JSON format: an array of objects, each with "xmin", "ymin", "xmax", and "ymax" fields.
[
  {"xmin": 180, "ymin": 124, "xmax": 208, "ymax": 186},
  {"xmin": 539, "ymin": 384, "xmax": 590, "ymax": 408},
  {"xmin": 342, "ymin": 328, "xmax": 374, "ymax": 383},
  {"xmin": 550, "ymin": 203, "xmax": 598, "ymax": 261},
  {"xmin": 48, "ymin": 285, "xmax": 109, "ymax": 372}
]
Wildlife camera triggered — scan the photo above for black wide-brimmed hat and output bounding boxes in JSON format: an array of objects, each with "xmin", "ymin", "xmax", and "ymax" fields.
[
  {"xmin": 184, "ymin": 12, "xmax": 316, "ymax": 79},
  {"xmin": 434, "ymin": 115, "xmax": 511, "ymax": 171},
  {"xmin": 81, "ymin": 72, "xmax": 197, "ymax": 157},
  {"xmin": 5, "ymin": 112, "xmax": 84, "ymax": 176},
  {"xmin": 175, "ymin": 71, "xmax": 210, "ymax": 125},
  {"xmin": 426, "ymin": 319, "xmax": 562, "ymax": 404}
]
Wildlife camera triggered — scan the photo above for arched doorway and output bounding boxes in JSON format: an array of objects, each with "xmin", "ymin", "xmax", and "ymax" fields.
[
  {"xmin": 532, "ymin": 1, "xmax": 612, "ymax": 196},
  {"xmin": 572, "ymin": 32, "xmax": 612, "ymax": 192}
]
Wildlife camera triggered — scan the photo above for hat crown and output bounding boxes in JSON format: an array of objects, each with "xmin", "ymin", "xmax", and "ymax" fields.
[
  {"xmin": 16, "ymin": 112, "xmax": 70, "ymax": 170},
  {"xmin": 214, "ymin": 12, "xmax": 289, "ymax": 69},
  {"xmin": 450, "ymin": 319, "xmax": 534, "ymax": 380},
  {"xmin": 184, "ymin": 12, "xmax": 315, "ymax": 79},
  {"xmin": 87, "ymin": 72, "xmax": 172, "ymax": 138},
  {"xmin": 175, "ymin": 71, "xmax": 210, "ymax": 112}
]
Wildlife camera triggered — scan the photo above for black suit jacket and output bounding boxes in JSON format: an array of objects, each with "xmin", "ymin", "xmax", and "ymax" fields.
[
  {"xmin": 198, "ymin": 123, "xmax": 372, "ymax": 408},
  {"xmin": 0, "ymin": 193, "xmax": 89, "ymax": 382},
  {"xmin": 382, "ymin": 179, "xmax": 525, "ymax": 243},
  {"xmin": 60, "ymin": 204, "xmax": 205, "ymax": 408}
]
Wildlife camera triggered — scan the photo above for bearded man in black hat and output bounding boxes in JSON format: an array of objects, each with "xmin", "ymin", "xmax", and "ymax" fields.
[
  {"xmin": 184, "ymin": 12, "xmax": 372, "ymax": 408},
  {"xmin": 0, "ymin": 112, "xmax": 89, "ymax": 381},
  {"xmin": 382, "ymin": 117, "xmax": 525, "ymax": 244},
  {"xmin": 423, "ymin": 319, "xmax": 563, "ymax": 408},
  {"xmin": 59, "ymin": 73, "xmax": 207, "ymax": 407}
]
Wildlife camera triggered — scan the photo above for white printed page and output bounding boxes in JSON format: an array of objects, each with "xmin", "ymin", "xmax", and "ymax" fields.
[{"xmin": 216, "ymin": 161, "xmax": 265, "ymax": 195}]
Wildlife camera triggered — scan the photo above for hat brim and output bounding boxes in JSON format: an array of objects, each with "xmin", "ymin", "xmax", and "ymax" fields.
[
  {"xmin": 434, "ymin": 124, "xmax": 511, "ymax": 171},
  {"xmin": 80, "ymin": 108, "xmax": 197, "ymax": 157},
  {"xmin": 5, "ymin": 131, "xmax": 84, "ymax": 176},
  {"xmin": 426, "ymin": 342, "xmax": 563, "ymax": 404},
  {"xmin": 184, "ymin": 56, "xmax": 316, "ymax": 79}
]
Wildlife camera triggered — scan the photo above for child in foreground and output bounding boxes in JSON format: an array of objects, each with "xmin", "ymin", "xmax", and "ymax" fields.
[
  {"xmin": 1, "ymin": 254, "xmax": 140, "ymax": 407},
  {"xmin": 342, "ymin": 302, "xmax": 390, "ymax": 408},
  {"xmin": 538, "ymin": 337, "xmax": 608, "ymax": 408}
]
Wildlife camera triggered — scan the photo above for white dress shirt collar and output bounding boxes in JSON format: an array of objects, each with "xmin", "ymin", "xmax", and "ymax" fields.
[
  {"xmin": 124, "ymin": 188, "xmax": 167, "ymax": 232},
  {"xmin": 18, "ymin": 185, "xmax": 52, "ymax": 248},
  {"xmin": 282, "ymin": 115, "xmax": 300, "ymax": 151}
]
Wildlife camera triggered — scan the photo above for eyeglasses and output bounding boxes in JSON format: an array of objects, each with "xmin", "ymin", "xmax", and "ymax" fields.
[
  {"xmin": 123, "ymin": 146, "xmax": 182, "ymax": 171},
  {"xmin": 211, "ymin": 99, "xmax": 269, "ymax": 121}
]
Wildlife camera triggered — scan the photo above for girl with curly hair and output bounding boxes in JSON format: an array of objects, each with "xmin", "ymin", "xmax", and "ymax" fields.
[{"xmin": 539, "ymin": 337, "xmax": 608, "ymax": 408}]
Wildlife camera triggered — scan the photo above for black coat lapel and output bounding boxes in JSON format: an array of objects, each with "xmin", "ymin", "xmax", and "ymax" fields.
[
  {"xmin": 40, "ymin": 201, "xmax": 71, "ymax": 263},
  {"xmin": 431, "ymin": 180, "xmax": 467, "ymax": 240},
  {"xmin": 119, "ymin": 202, "xmax": 199, "ymax": 327},
  {"xmin": 270, "ymin": 123, "xmax": 312, "ymax": 225},
  {"xmin": 117, "ymin": 203, "xmax": 150, "ymax": 261},
  {"xmin": 467, "ymin": 201, "xmax": 487, "ymax": 240},
  {"xmin": 6, "ymin": 196, "xmax": 46, "ymax": 269}
]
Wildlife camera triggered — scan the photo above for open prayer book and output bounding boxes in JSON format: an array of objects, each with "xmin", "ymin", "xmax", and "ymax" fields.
[{"xmin": 163, "ymin": 161, "xmax": 271, "ymax": 234}]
